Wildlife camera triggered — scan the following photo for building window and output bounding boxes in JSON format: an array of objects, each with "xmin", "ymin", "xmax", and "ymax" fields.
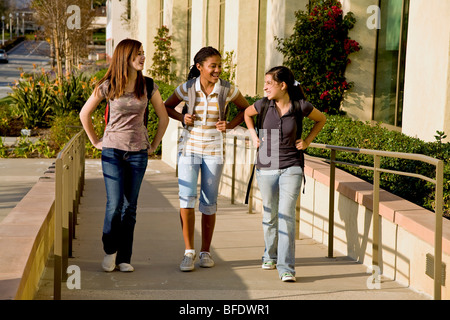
[{"xmin": 373, "ymin": 0, "xmax": 410, "ymax": 128}]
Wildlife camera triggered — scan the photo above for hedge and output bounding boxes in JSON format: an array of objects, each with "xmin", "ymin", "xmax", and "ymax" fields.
[{"xmin": 302, "ymin": 115, "xmax": 450, "ymax": 218}]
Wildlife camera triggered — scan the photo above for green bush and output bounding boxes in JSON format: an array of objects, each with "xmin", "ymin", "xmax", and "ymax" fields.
[
  {"xmin": 9, "ymin": 71, "xmax": 53, "ymax": 128},
  {"xmin": 51, "ymin": 73, "xmax": 93, "ymax": 116},
  {"xmin": 146, "ymin": 80, "xmax": 175, "ymax": 154},
  {"xmin": 148, "ymin": 26, "xmax": 177, "ymax": 84},
  {"xmin": 303, "ymin": 115, "xmax": 450, "ymax": 217}
]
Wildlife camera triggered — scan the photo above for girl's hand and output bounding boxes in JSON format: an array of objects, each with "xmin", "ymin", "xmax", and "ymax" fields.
[
  {"xmin": 183, "ymin": 114, "xmax": 196, "ymax": 126},
  {"xmin": 252, "ymin": 136, "xmax": 260, "ymax": 149},
  {"xmin": 215, "ymin": 120, "xmax": 228, "ymax": 132},
  {"xmin": 93, "ymin": 140, "xmax": 103, "ymax": 150},
  {"xmin": 148, "ymin": 145, "xmax": 156, "ymax": 155},
  {"xmin": 295, "ymin": 139, "xmax": 309, "ymax": 150}
]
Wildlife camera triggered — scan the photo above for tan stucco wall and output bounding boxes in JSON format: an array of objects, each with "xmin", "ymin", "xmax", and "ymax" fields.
[{"xmin": 402, "ymin": 0, "xmax": 450, "ymax": 142}]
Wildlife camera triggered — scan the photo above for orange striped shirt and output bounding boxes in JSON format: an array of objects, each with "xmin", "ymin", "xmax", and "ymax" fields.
[{"xmin": 175, "ymin": 78, "xmax": 239, "ymax": 156}]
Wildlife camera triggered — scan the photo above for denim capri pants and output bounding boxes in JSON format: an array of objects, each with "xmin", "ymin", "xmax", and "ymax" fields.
[{"xmin": 177, "ymin": 153, "xmax": 224, "ymax": 215}]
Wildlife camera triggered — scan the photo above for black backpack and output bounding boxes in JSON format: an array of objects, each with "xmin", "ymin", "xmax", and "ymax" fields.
[
  {"xmin": 104, "ymin": 76, "xmax": 154, "ymax": 128},
  {"xmin": 244, "ymin": 98, "xmax": 306, "ymax": 204}
]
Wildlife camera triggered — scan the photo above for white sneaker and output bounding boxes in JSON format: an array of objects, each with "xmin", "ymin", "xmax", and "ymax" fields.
[
  {"xmin": 180, "ymin": 252, "xmax": 196, "ymax": 271},
  {"xmin": 262, "ymin": 261, "xmax": 276, "ymax": 270},
  {"xmin": 199, "ymin": 252, "xmax": 215, "ymax": 268},
  {"xmin": 281, "ymin": 272, "xmax": 296, "ymax": 282},
  {"xmin": 118, "ymin": 263, "xmax": 134, "ymax": 272},
  {"xmin": 102, "ymin": 252, "xmax": 117, "ymax": 272}
]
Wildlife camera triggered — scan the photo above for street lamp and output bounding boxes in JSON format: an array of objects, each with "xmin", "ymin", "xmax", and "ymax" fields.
[
  {"xmin": 8, "ymin": 13, "xmax": 12, "ymax": 40},
  {"xmin": 16, "ymin": 13, "xmax": 18, "ymax": 38},
  {"xmin": 22, "ymin": 13, "xmax": 25, "ymax": 36},
  {"xmin": 1, "ymin": 16, "xmax": 4, "ymax": 46}
]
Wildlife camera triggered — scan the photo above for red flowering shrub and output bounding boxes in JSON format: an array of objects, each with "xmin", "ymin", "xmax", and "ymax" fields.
[{"xmin": 276, "ymin": 0, "xmax": 361, "ymax": 114}]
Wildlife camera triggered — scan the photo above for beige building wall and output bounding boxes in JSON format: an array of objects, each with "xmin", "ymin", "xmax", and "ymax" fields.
[
  {"xmin": 402, "ymin": 0, "xmax": 450, "ymax": 142},
  {"xmin": 105, "ymin": 0, "xmax": 133, "ymax": 60}
]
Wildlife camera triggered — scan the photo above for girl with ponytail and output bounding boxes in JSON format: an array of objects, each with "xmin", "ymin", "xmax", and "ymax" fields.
[
  {"xmin": 165, "ymin": 47, "xmax": 249, "ymax": 272},
  {"xmin": 244, "ymin": 66, "xmax": 326, "ymax": 282}
]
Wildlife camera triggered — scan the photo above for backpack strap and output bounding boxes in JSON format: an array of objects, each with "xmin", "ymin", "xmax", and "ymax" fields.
[
  {"xmin": 143, "ymin": 76, "xmax": 154, "ymax": 128},
  {"xmin": 218, "ymin": 79, "xmax": 231, "ymax": 121},
  {"xmin": 185, "ymin": 78, "xmax": 197, "ymax": 116},
  {"xmin": 185, "ymin": 78, "xmax": 231, "ymax": 119},
  {"xmin": 245, "ymin": 98, "xmax": 270, "ymax": 205}
]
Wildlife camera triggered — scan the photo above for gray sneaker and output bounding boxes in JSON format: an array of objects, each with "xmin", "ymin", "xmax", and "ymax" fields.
[
  {"xmin": 180, "ymin": 252, "xmax": 196, "ymax": 271},
  {"xmin": 199, "ymin": 252, "xmax": 215, "ymax": 268}
]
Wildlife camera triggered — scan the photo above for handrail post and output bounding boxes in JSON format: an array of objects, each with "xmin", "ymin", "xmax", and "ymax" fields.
[
  {"xmin": 231, "ymin": 135, "xmax": 237, "ymax": 204},
  {"xmin": 62, "ymin": 155, "xmax": 69, "ymax": 279},
  {"xmin": 54, "ymin": 157, "xmax": 63, "ymax": 300},
  {"xmin": 248, "ymin": 140, "xmax": 254, "ymax": 214},
  {"xmin": 53, "ymin": 130, "xmax": 86, "ymax": 300},
  {"xmin": 372, "ymin": 155, "xmax": 381, "ymax": 267},
  {"xmin": 434, "ymin": 160, "xmax": 444, "ymax": 300},
  {"xmin": 328, "ymin": 149, "xmax": 336, "ymax": 258}
]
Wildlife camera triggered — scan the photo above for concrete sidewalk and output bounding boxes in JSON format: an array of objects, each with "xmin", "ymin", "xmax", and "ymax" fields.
[{"xmin": 35, "ymin": 159, "xmax": 430, "ymax": 300}]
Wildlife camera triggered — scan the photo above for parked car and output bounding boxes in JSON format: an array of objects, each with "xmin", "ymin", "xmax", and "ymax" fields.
[{"xmin": 0, "ymin": 49, "xmax": 8, "ymax": 63}]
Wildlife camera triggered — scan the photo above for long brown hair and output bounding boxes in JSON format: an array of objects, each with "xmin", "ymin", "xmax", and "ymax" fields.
[{"xmin": 96, "ymin": 38, "xmax": 145, "ymax": 100}]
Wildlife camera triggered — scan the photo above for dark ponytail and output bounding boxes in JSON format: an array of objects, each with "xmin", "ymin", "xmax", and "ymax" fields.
[
  {"xmin": 266, "ymin": 66, "xmax": 307, "ymax": 101},
  {"xmin": 187, "ymin": 46, "xmax": 222, "ymax": 80}
]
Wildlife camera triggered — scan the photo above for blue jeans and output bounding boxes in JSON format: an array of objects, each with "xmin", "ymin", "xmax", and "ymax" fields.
[
  {"xmin": 177, "ymin": 153, "xmax": 224, "ymax": 215},
  {"xmin": 256, "ymin": 166, "xmax": 303, "ymax": 277},
  {"xmin": 101, "ymin": 148, "xmax": 148, "ymax": 264}
]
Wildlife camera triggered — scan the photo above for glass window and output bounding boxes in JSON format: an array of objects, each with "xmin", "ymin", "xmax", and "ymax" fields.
[{"xmin": 373, "ymin": 0, "xmax": 410, "ymax": 127}]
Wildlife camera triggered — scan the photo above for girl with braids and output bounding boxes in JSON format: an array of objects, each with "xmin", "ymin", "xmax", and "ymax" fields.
[
  {"xmin": 244, "ymin": 66, "xmax": 326, "ymax": 282},
  {"xmin": 80, "ymin": 39, "xmax": 169, "ymax": 272},
  {"xmin": 165, "ymin": 46, "xmax": 249, "ymax": 271}
]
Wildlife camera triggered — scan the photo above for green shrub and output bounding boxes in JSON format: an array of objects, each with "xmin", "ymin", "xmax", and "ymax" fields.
[
  {"xmin": 303, "ymin": 115, "xmax": 450, "ymax": 217},
  {"xmin": 0, "ymin": 107, "xmax": 10, "ymax": 135},
  {"xmin": 276, "ymin": 0, "xmax": 361, "ymax": 114},
  {"xmin": 146, "ymin": 80, "xmax": 175, "ymax": 154},
  {"xmin": 9, "ymin": 71, "xmax": 53, "ymax": 128},
  {"xmin": 51, "ymin": 73, "xmax": 93, "ymax": 116},
  {"xmin": 148, "ymin": 26, "xmax": 177, "ymax": 84}
]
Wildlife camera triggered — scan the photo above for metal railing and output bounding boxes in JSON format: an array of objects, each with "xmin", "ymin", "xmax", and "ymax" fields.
[
  {"xmin": 175, "ymin": 128, "xmax": 445, "ymax": 299},
  {"xmin": 309, "ymin": 142, "xmax": 444, "ymax": 300},
  {"xmin": 54, "ymin": 130, "xmax": 85, "ymax": 300}
]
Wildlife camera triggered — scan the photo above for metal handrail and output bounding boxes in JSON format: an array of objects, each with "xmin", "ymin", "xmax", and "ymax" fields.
[
  {"xmin": 54, "ymin": 130, "xmax": 86, "ymax": 300},
  {"xmin": 175, "ymin": 128, "xmax": 445, "ymax": 299},
  {"xmin": 309, "ymin": 142, "xmax": 444, "ymax": 300}
]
